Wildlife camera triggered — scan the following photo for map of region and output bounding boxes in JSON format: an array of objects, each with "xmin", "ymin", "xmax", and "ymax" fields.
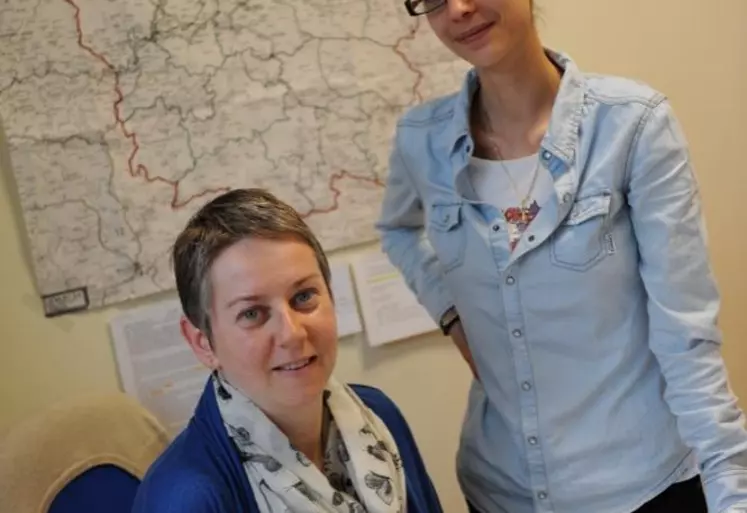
[{"xmin": 0, "ymin": 0, "xmax": 467, "ymax": 314}]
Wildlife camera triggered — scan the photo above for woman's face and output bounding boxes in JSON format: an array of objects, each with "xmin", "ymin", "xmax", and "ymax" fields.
[
  {"xmin": 425, "ymin": 0, "xmax": 535, "ymax": 69},
  {"xmin": 187, "ymin": 236, "xmax": 338, "ymax": 415}
]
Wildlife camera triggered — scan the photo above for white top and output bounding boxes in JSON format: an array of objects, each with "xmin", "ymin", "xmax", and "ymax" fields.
[{"xmin": 468, "ymin": 153, "xmax": 553, "ymax": 250}]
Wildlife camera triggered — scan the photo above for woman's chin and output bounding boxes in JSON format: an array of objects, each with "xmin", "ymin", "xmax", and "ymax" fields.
[
  {"xmin": 272, "ymin": 365, "xmax": 330, "ymax": 406},
  {"xmin": 278, "ymin": 385, "xmax": 328, "ymax": 412}
]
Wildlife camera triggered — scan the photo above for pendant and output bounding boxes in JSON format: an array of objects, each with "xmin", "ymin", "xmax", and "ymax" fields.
[
  {"xmin": 504, "ymin": 200, "xmax": 540, "ymax": 227},
  {"xmin": 520, "ymin": 200, "xmax": 529, "ymax": 223}
]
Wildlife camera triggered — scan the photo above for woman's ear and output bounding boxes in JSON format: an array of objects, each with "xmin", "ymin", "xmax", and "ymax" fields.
[{"xmin": 180, "ymin": 315, "xmax": 219, "ymax": 370}]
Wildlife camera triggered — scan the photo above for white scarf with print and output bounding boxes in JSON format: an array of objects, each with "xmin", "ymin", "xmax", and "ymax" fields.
[{"xmin": 213, "ymin": 373, "xmax": 406, "ymax": 513}]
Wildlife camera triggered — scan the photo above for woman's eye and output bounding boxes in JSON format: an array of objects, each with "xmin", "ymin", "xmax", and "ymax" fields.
[
  {"xmin": 239, "ymin": 308, "xmax": 262, "ymax": 323},
  {"xmin": 293, "ymin": 289, "xmax": 318, "ymax": 307}
]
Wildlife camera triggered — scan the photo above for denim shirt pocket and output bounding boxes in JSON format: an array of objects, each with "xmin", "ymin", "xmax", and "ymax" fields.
[
  {"xmin": 550, "ymin": 192, "xmax": 613, "ymax": 272},
  {"xmin": 427, "ymin": 202, "xmax": 466, "ymax": 273}
]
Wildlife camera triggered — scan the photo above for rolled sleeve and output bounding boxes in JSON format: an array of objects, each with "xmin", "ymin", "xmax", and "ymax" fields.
[
  {"xmin": 626, "ymin": 98, "xmax": 747, "ymax": 512},
  {"xmin": 375, "ymin": 134, "xmax": 454, "ymax": 322},
  {"xmin": 709, "ymin": 473, "xmax": 747, "ymax": 512}
]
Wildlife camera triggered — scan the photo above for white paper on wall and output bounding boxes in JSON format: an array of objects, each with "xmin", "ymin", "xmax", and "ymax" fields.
[{"xmin": 350, "ymin": 250, "xmax": 437, "ymax": 346}]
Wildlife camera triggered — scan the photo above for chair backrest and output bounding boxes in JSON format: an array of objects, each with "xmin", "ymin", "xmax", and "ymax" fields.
[{"xmin": 0, "ymin": 393, "xmax": 170, "ymax": 513}]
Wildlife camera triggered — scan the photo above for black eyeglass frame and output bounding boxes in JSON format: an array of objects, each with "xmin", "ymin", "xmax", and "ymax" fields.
[{"xmin": 403, "ymin": 0, "xmax": 447, "ymax": 17}]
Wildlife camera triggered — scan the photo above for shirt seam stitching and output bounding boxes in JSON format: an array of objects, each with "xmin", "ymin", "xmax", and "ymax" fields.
[
  {"xmin": 585, "ymin": 91, "xmax": 662, "ymax": 107},
  {"xmin": 397, "ymin": 107, "xmax": 456, "ymax": 127},
  {"xmin": 623, "ymin": 94, "xmax": 667, "ymax": 188}
]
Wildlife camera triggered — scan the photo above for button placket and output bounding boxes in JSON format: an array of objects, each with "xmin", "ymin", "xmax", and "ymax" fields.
[
  {"xmin": 501, "ymin": 266, "xmax": 550, "ymax": 512},
  {"xmin": 487, "ymin": 214, "xmax": 510, "ymax": 273}
]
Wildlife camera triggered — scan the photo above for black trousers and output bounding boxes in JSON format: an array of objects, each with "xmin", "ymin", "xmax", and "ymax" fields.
[
  {"xmin": 633, "ymin": 476, "xmax": 707, "ymax": 513},
  {"xmin": 466, "ymin": 476, "xmax": 708, "ymax": 513}
]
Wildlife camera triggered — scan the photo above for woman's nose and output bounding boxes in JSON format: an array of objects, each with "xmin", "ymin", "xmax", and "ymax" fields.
[
  {"xmin": 276, "ymin": 306, "xmax": 306, "ymax": 348},
  {"xmin": 446, "ymin": 0, "xmax": 476, "ymax": 20}
]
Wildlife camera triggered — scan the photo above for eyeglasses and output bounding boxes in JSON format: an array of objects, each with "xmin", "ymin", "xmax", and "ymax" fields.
[{"xmin": 404, "ymin": 0, "xmax": 447, "ymax": 17}]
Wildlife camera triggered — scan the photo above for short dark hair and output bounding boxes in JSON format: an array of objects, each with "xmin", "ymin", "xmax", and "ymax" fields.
[{"xmin": 172, "ymin": 188, "xmax": 331, "ymax": 341}]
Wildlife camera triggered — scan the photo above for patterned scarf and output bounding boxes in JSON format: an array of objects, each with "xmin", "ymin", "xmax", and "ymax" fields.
[{"xmin": 213, "ymin": 373, "xmax": 406, "ymax": 513}]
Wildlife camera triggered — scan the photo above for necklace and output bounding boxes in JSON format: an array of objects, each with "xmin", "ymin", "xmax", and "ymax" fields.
[{"xmin": 476, "ymin": 94, "xmax": 540, "ymax": 224}]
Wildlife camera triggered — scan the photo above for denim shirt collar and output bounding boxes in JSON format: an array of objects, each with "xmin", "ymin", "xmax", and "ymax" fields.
[{"xmin": 448, "ymin": 49, "xmax": 586, "ymax": 167}]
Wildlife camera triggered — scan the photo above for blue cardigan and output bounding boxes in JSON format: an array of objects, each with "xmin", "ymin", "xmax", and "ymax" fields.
[{"xmin": 132, "ymin": 381, "xmax": 443, "ymax": 512}]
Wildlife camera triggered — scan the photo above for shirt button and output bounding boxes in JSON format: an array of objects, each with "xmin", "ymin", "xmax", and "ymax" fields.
[
  {"xmin": 541, "ymin": 150, "xmax": 552, "ymax": 161},
  {"xmin": 522, "ymin": 381, "xmax": 532, "ymax": 391},
  {"xmin": 492, "ymin": 224, "xmax": 500, "ymax": 232},
  {"xmin": 512, "ymin": 329, "xmax": 522, "ymax": 338},
  {"xmin": 528, "ymin": 235, "xmax": 535, "ymax": 242},
  {"xmin": 506, "ymin": 276, "xmax": 515, "ymax": 285},
  {"xmin": 562, "ymin": 192, "xmax": 572, "ymax": 203},
  {"xmin": 538, "ymin": 491, "xmax": 548, "ymax": 500},
  {"xmin": 528, "ymin": 436, "xmax": 538, "ymax": 445}
]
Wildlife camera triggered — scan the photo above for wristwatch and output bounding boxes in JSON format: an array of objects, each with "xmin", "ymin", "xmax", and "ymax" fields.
[{"xmin": 439, "ymin": 306, "xmax": 460, "ymax": 336}]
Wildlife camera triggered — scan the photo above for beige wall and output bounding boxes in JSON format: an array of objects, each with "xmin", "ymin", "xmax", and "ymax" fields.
[{"xmin": 0, "ymin": 1, "xmax": 745, "ymax": 512}]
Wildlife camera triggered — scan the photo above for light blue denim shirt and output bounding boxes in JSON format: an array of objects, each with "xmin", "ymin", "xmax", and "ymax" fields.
[{"xmin": 376, "ymin": 50, "xmax": 747, "ymax": 513}]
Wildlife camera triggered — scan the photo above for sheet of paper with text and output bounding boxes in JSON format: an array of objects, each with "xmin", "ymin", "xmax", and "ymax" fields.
[
  {"xmin": 329, "ymin": 261, "xmax": 364, "ymax": 339},
  {"xmin": 351, "ymin": 250, "xmax": 437, "ymax": 347},
  {"xmin": 109, "ymin": 297, "xmax": 208, "ymax": 435}
]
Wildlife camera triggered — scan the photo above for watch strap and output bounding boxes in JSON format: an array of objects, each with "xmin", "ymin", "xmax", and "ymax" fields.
[{"xmin": 439, "ymin": 306, "xmax": 460, "ymax": 336}]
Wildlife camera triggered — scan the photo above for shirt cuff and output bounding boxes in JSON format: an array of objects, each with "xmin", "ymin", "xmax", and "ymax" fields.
[
  {"xmin": 702, "ymin": 471, "xmax": 747, "ymax": 513},
  {"xmin": 420, "ymin": 285, "xmax": 454, "ymax": 327}
]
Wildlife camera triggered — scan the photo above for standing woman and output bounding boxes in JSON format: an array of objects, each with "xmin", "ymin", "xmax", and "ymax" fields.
[{"xmin": 376, "ymin": 1, "xmax": 747, "ymax": 512}]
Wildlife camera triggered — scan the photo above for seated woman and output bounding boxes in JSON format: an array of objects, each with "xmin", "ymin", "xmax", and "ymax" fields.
[{"xmin": 132, "ymin": 188, "xmax": 442, "ymax": 513}]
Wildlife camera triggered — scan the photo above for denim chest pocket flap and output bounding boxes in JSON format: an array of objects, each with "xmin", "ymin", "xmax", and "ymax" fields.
[
  {"xmin": 551, "ymin": 192, "xmax": 612, "ymax": 271},
  {"xmin": 428, "ymin": 202, "xmax": 466, "ymax": 272},
  {"xmin": 565, "ymin": 193, "xmax": 611, "ymax": 225}
]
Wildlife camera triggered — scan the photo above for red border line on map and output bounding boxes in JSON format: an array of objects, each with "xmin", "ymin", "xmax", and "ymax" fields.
[
  {"xmin": 63, "ymin": 0, "xmax": 228, "ymax": 208},
  {"xmin": 394, "ymin": 18, "xmax": 424, "ymax": 103},
  {"xmin": 63, "ymin": 0, "xmax": 385, "ymax": 212},
  {"xmin": 301, "ymin": 170, "xmax": 385, "ymax": 218}
]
